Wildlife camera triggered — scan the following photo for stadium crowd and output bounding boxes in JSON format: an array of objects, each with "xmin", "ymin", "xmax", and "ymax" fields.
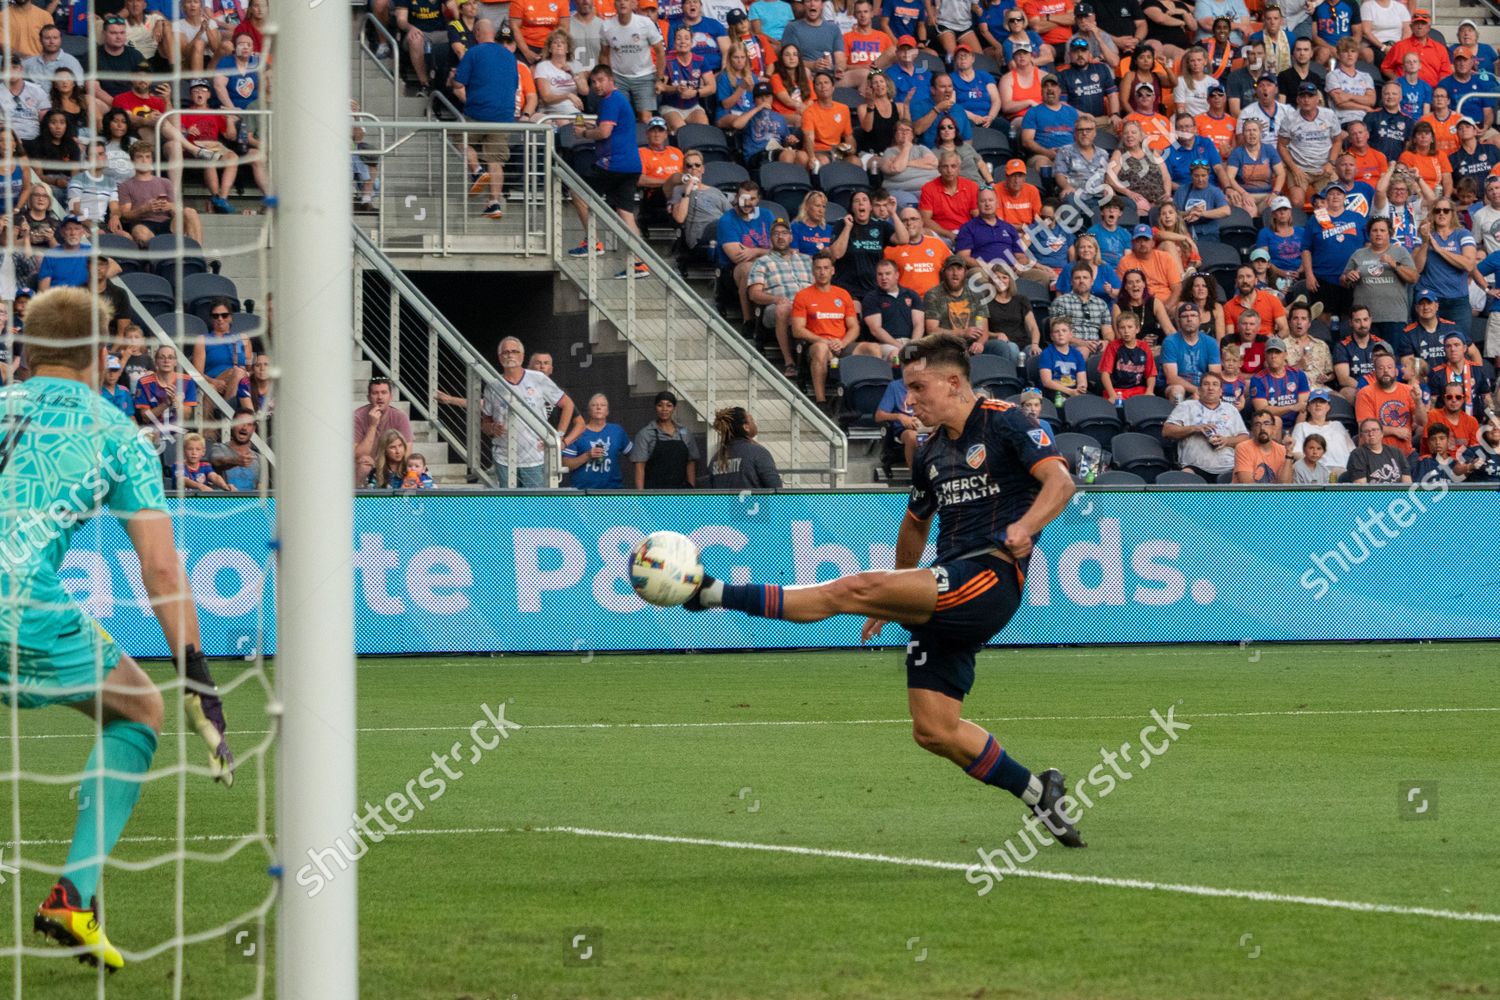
[
  {"xmin": 0, "ymin": 0, "xmax": 272, "ymax": 492},
  {"xmin": 411, "ymin": 0, "xmax": 1500, "ymax": 484}
]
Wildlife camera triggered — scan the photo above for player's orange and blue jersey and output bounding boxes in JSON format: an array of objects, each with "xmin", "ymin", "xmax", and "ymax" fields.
[{"xmin": 906, "ymin": 398, "xmax": 1066, "ymax": 563}]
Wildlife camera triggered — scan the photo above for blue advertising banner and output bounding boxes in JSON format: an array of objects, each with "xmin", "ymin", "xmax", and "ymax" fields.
[{"xmin": 59, "ymin": 487, "xmax": 1500, "ymax": 657}]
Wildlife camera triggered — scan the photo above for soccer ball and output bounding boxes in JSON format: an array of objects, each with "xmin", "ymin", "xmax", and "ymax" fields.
[{"xmin": 630, "ymin": 531, "xmax": 704, "ymax": 607}]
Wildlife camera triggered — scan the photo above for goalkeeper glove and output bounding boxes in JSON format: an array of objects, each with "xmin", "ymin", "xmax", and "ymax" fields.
[{"xmin": 183, "ymin": 645, "xmax": 235, "ymax": 788}]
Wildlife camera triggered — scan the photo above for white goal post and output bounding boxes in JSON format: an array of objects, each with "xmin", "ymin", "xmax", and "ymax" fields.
[{"xmin": 270, "ymin": 0, "xmax": 358, "ymax": 995}]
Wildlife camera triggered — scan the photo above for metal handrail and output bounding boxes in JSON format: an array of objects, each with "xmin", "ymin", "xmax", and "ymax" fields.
[
  {"xmin": 351, "ymin": 225, "xmax": 563, "ymax": 486},
  {"xmin": 549, "ymin": 156, "xmax": 848, "ymax": 486},
  {"xmin": 112, "ymin": 278, "xmax": 278, "ymax": 465},
  {"xmin": 357, "ymin": 11, "xmax": 401, "ymax": 118},
  {"xmin": 350, "ymin": 119, "xmax": 554, "ymax": 257}
]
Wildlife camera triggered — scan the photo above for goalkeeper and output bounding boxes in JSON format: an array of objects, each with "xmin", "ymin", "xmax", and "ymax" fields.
[{"xmin": 1, "ymin": 288, "xmax": 234, "ymax": 974}]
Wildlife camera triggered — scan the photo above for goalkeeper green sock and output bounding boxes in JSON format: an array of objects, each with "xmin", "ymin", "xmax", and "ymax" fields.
[{"xmin": 63, "ymin": 720, "xmax": 158, "ymax": 903}]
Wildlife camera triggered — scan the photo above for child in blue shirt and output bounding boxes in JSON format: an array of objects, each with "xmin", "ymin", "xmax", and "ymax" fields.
[{"xmin": 100, "ymin": 356, "xmax": 134, "ymax": 415}]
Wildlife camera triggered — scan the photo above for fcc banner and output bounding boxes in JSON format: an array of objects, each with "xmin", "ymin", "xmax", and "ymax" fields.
[{"xmin": 59, "ymin": 488, "xmax": 1500, "ymax": 656}]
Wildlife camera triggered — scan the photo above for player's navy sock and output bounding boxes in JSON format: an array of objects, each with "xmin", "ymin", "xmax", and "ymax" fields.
[
  {"xmin": 63, "ymin": 720, "xmax": 158, "ymax": 903},
  {"xmin": 718, "ymin": 583, "xmax": 786, "ymax": 619},
  {"xmin": 964, "ymin": 734, "xmax": 1042, "ymax": 804}
]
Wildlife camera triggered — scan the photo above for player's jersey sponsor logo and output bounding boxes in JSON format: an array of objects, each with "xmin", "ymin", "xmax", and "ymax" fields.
[
  {"xmin": 965, "ymin": 444, "xmax": 986, "ymax": 468},
  {"xmin": 928, "ymin": 464, "xmax": 940, "ymax": 480},
  {"xmin": 932, "ymin": 565, "xmax": 951, "ymax": 592}
]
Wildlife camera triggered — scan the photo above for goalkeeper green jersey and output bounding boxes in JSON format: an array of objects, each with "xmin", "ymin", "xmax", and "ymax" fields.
[{"xmin": 0, "ymin": 376, "xmax": 166, "ymax": 651}]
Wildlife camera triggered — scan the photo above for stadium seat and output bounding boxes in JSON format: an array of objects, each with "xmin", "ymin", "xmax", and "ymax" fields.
[
  {"xmin": 704, "ymin": 160, "xmax": 750, "ymax": 194},
  {"xmin": 1063, "ymin": 394, "xmax": 1123, "ymax": 448},
  {"xmin": 837, "ymin": 355, "xmax": 892, "ymax": 427},
  {"xmin": 149, "ymin": 235, "xmax": 208, "ymax": 286},
  {"xmin": 1108, "ymin": 431, "xmax": 1172, "ymax": 483},
  {"xmin": 1216, "ymin": 470, "xmax": 1234, "ymax": 483},
  {"xmin": 1218, "ymin": 208, "xmax": 1258, "ymax": 255},
  {"xmin": 98, "ymin": 233, "xmax": 143, "ymax": 274},
  {"xmin": 155, "ymin": 311, "xmax": 208, "ymax": 343},
  {"xmin": 116, "ymin": 272, "xmax": 176, "ymax": 320},
  {"xmin": 817, "ymin": 161, "xmax": 871, "ymax": 210},
  {"xmin": 676, "ymin": 124, "xmax": 732, "ymax": 163},
  {"xmin": 759, "ymin": 162, "xmax": 812, "ymax": 216},
  {"xmin": 825, "ymin": 201, "xmax": 848, "ymax": 225},
  {"xmin": 1093, "ymin": 129, "xmax": 1118, "ymax": 152},
  {"xmin": 230, "ymin": 313, "xmax": 264, "ymax": 342},
  {"xmin": 1123, "ymin": 394, "xmax": 1176, "ymax": 443},
  {"xmin": 917, "ymin": 51, "xmax": 945, "ymax": 75},
  {"xmin": 833, "ymin": 86, "xmax": 862, "ymax": 110},
  {"xmin": 972, "ymin": 53, "xmax": 1002, "ymax": 76},
  {"xmin": 1115, "ymin": 200, "xmax": 1139, "ymax": 227},
  {"xmin": 1054, "ymin": 431, "xmax": 1105, "ymax": 475},
  {"xmin": 1327, "ymin": 393, "xmax": 1357, "ymax": 435},
  {"xmin": 969, "ymin": 353, "xmax": 1023, "ymax": 397},
  {"xmin": 1199, "ymin": 241, "xmax": 1244, "ymax": 298},
  {"xmin": 1085, "ymin": 352, "xmax": 1102, "ymax": 395},
  {"xmin": 635, "ymin": 121, "xmax": 651, "ymax": 148},
  {"xmin": 1156, "ymin": 468, "xmax": 1207, "ymax": 485},
  {"xmin": 761, "ymin": 199, "xmax": 791, "ymax": 226},
  {"xmin": 1023, "ymin": 353, "xmax": 1043, "ymax": 393},
  {"xmin": 181, "ymin": 273, "xmax": 241, "ymax": 322},
  {"xmin": 1092, "ymin": 470, "xmax": 1146, "ymax": 485},
  {"xmin": 970, "ymin": 127, "xmax": 1011, "ymax": 167}
]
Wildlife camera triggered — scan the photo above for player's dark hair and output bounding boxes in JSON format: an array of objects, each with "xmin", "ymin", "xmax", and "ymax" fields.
[
  {"xmin": 899, "ymin": 333, "xmax": 970, "ymax": 377},
  {"xmin": 712, "ymin": 406, "xmax": 752, "ymax": 475}
]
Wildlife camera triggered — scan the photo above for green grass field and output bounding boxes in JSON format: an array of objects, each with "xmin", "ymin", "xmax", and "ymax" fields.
[{"xmin": 3, "ymin": 642, "xmax": 1498, "ymax": 999}]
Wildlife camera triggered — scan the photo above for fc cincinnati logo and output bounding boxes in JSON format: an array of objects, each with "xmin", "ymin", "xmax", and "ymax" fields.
[{"xmin": 966, "ymin": 444, "xmax": 986, "ymax": 468}]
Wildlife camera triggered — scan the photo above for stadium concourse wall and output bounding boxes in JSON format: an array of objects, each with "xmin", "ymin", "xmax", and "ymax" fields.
[{"xmin": 59, "ymin": 488, "xmax": 1500, "ymax": 657}]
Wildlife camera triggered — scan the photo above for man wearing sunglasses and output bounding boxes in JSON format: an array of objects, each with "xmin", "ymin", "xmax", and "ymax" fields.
[{"xmin": 1425, "ymin": 377, "xmax": 1483, "ymax": 458}]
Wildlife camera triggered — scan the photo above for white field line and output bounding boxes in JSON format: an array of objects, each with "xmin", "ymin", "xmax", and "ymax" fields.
[
  {"xmin": 4, "ymin": 705, "xmax": 1498, "ymax": 741},
  {"xmin": 7, "ymin": 824, "xmax": 1496, "ymax": 925}
]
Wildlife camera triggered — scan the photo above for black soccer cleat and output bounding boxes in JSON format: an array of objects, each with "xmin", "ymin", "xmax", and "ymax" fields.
[
  {"xmin": 682, "ymin": 574, "xmax": 718, "ymax": 612},
  {"xmin": 1031, "ymin": 768, "xmax": 1087, "ymax": 848}
]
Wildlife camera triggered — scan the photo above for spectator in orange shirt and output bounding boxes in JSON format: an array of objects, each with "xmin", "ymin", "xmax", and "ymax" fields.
[
  {"xmin": 840, "ymin": 0, "xmax": 896, "ymax": 89},
  {"xmin": 1223, "ymin": 265, "xmax": 1289, "ymax": 338},
  {"xmin": 1122, "ymin": 83, "xmax": 1173, "ymax": 152},
  {"xmin": 791, "ymin": 252, "xmax": 874, "ymax": 408},
  {"xmin": 1355, "ymin": 352, "xmax": 1426, "ymax": 451},
  {"xmin": 996, "ymin": 158, "xmax": 1042, "ymax": 227},
  {"xmin": 1380, "ymin": 9, "xmax": 1451, "ymax": 86},
  {"xmin": 1419, "ymin": 87, "xmax": 1461, "ymax": 157},
  {"xmin": 1342, "ymin": 121, "xmax": 1389, "ymax": 186},
  {"xmin": 918, "ymin": 150, "xmax": 980, "ymax": 239},
  {"xmin": 801, "ymin": 70, "xmax": 859, "ymax": 165},
  {"xmin": 884, "ymin": 205, "xmax": 952, "ymax": 297},
  {"xmin": 1115, "ymin": 224, "xmax": 1184, "ymax": 301},
  {"xmin": 513, "ymin": 0, "xmax": 571, "ymax": 63},
  {"xmin": 637, "ymin": 116, "xmax": 684, "ymax": 221},
  {"xmin": 1425, "ymin": 382, "xmax": 1481, "ymax": 455},
  {"xmin": 1233, "ymin": 412, "xmax": 1289, "ymax": 483}
]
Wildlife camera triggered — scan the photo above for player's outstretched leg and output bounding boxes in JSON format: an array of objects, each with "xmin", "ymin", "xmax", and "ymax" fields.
[
  {"xmin": 685, "ymin": 569, "xmax": 938, "ymax": 624},
  {"xmin": 909, "ymin": 687, "xmax": 1085, "ymax": 848},
  {"xmin": 35, "ymin": 655, "xmax": 163, "ymax": 973}
]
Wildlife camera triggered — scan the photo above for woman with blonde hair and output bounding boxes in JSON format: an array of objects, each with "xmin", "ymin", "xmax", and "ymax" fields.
[
  {"xmin": 1106, "ymin": 120, "xmax": 1169, "ymax": 215},
  {"xmin": 792, "ymin": 191, "xmax": 833, "ymax": 255},
  {"xmin": 534, "ymin": 29, "xmax": 587, "ymax": 116},
  {"xmin": 367, "ymin": 430, "xmax": 410, "ymax": 490}
]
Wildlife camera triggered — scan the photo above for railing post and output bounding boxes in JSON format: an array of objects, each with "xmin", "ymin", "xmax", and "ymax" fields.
[
  {"xmin": 351, "ymin": 257, "xmax": 365, "ymax": 350},
  {"xmin": 466, "ymin": 364, "xmax": 480, "ymax": 485},
  {"xmin": 427, "ymin": 323, "xmax": 438, "ymax": 418},
  {"xmin": 664, "ymin": 292, "xmax": 673, "ymax": 382},
  {"xmin": 706, "ymin": 317, "xmax": 716, "ymax": 418},
  {"xmin": 387, "ymin": 283, "xmax": 401, "ymax": 383}
]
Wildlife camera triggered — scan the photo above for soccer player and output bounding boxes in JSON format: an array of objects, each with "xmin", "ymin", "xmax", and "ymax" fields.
[
  {"xmin": 680, "ymin": 333, "xmax": 1085, "ymax": 847},
  {"xmin": 6, "ymin": 288, "xmax": 234, "ymax": 972}
]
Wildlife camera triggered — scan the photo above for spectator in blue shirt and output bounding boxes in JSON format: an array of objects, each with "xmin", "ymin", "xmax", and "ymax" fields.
[
  {"xmin": 100, "ymin": 355, "xmax": 134, "ymax": 415},
  {"xmin": 36, "ymin": 215, "xmax": 92, "ymax": 290},
  {"xmin": 886, "ymin": 36, "xmax": 932, "ymax": 103},
  {"xmin": 668, "ymin": 0, "xmax": 729, "ymax": 72},
  {"xmin": 910, "ymin": 74, "xmax": 973, "ymax": 146},
  {"xmin": 950, "ymin": 45, "xmax": 1000, "ymax": 126},
  {"xmin": 1301, "ymin": 184, "xmax": 1365, "ymax": 323},
  {"xmin": 1452, "ymin": 21, "xmax": 1499, "ymax": 77},
  {"xmin": 568, "ymin": 67, "xmax": 651, "ymax": 279},
  {"xmin": 452, "ymin": 20, "xmax": 518, "ymax": 220},
  {"xmin": 1019, "ymin": 77, "xmax": 1080, "ymax": 169},
  {"xmin": 1163, "ymin": 112, "xmax": 1224, "ymax": 187},
  {"xmin": 1311, "ymin": 0, "xmax": 1359, "ymax": 63},
  {"xmin": 1087, "ymin": 201, "xmax": 1131, "ymax": 270},
  {"xmin": 1161, "ymin": 301, "xmax": 1224, "ymax": 400},
  {"xmin": 1414, "ymin": 195, "xmax": 1478, "ymax": 328},
  {"xmin": 1039, "ymin": 318, "xmax": 1089, "ymax": 399},
  {"xmin": 1250, "ymin": 337, "xmax": 1311, "ymax": 435},
  {"xmin": 213, "ymin": 33, "xmax": 261, "ymax": 110},
  {"xmin": 563, "ymin": 394, "xmax": 634, "ymax": 488},
  {"xmin": 1256, "ymin": 195, "xmax": 1305, "ymax": 286},
  {"xmin": 715, "ymin": 179, "xmax": 775, "ymax": 317},
  {"xmin": 750, "ymin": 0, "xmax": 795, "ymax": 40},
  {"xmin": 1175, "ymin": 161, "xmax": 1231, "ymax": 240}
]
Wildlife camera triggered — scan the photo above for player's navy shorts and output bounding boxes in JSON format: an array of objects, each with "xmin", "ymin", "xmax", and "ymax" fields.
[{"xmin": 905, "ymin": 552, "xmax": 1025, "ymax": 700}]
